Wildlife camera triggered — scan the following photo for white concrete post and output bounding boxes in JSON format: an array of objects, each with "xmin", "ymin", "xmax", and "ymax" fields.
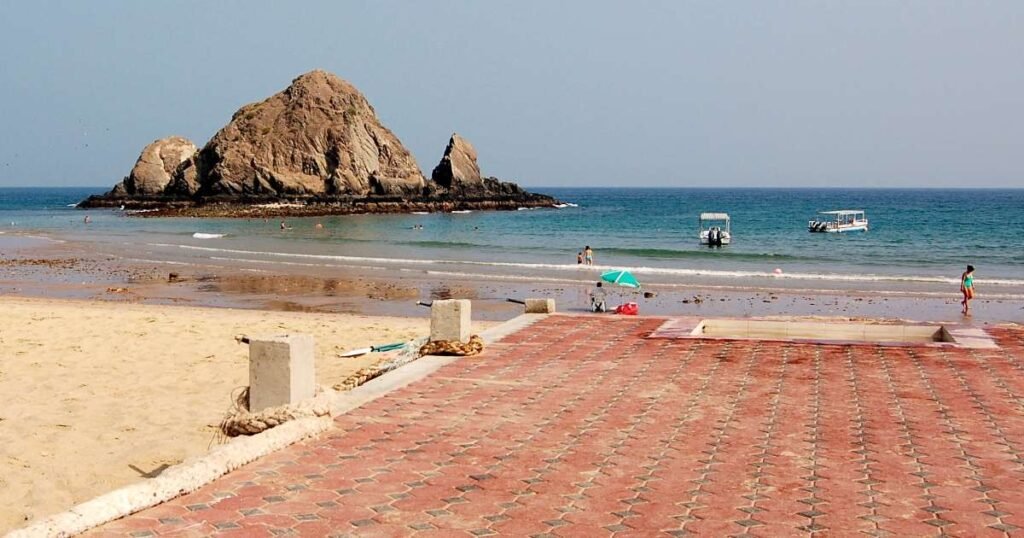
[
  {"xmin": 430, "ymin": 299, "xmax": 471, "ymax": 343},
  {"xmin": 524, "ymin": 298, "xmax": 556, "ymax": 314},
  {"xmin": 247, "ymin": 334, "xmax": 316, "ymax": 412}
]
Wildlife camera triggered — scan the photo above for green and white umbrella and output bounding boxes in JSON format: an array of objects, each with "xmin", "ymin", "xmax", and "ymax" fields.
[{"xmin": 600, "ymin": 269, "xmax": 640, "ymax": 289}]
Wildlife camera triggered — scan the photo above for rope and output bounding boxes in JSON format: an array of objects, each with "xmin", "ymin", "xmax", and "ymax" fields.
[
  {"xmin": 332, "ymin": 337, "xmax": 427, "ymax": 391},
  {"xmin": 219, "ymin": 386, "xmax": 331, "ymax": 437},
  {"xmin": 220, "ymin": 336, "xmax": 480, "ymax": 437},
  {"xmin": 417, "ymin": 335, "xmax": 485, "ymax": 357}
]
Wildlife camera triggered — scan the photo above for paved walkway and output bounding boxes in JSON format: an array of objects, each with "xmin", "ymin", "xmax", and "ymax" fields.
[{"xmin": 91, "ymin": 315, "xmax": 1024, "ymax": 537}]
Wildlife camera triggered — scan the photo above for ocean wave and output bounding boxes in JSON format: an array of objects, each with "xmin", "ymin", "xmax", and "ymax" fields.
[
  {"xmin": 122, "ymin": 257, "xmax": 198, "ymax": 266},
  {"xmin": 413, "ymin": 268, "xmax": 1024, "ymax": 300},
  {"xmin": 599, "ymin": 246, "xmax": 809, "ymax": 262},
  {"xmin": 192, "ymin": 232, "xmax": 226, "ymax": 239},
  {"xmin": 178, "ymin": 254, "xmax": 1024, "ymax": 300},
  {"xmin": 146, "ymin": 243, "xmax": 1024, "ymax": 287},
  {"xmin": 396, "ymin": 240, "xmax": 481, "ymax": 249},
  {"xmin": 207, "ymin": 256, "xmax": 389, "ymax": 272}
]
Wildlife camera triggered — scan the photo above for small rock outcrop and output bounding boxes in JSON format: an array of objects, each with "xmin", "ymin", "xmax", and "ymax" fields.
[
  {"xmin": 82, "ymin": 69, "xmax": 559, "ymax": 215},
  {"xmin": 110, "ymin": 136, "xmax": 197, "ymax": 197},
  {"xmin": 431, "ymin": 133, "xmax": 483, "ymax": 192}
]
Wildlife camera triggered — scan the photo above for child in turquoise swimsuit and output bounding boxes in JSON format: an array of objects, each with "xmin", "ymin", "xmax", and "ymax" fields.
[{"xmin": 960, "ymin": 265, "xmax": 975, "ymax": 315}]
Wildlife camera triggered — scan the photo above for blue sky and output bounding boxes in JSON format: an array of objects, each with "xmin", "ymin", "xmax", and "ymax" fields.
[{"xmin": 0, "ymin": 1, "xmax": 1021, "ymax": 188}]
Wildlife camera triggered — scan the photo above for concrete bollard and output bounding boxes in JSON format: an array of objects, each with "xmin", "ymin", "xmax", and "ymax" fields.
[
  {"xmin": 247, "ymin": 334, "xmax": 316, "ymax": 412},
  {"xmin": 430, "ymin": 299, "xmax": 471, "ymax": 343},
  {"xmin": 524, "ymin": 298, "xmax": 556, "ymax": 314}
]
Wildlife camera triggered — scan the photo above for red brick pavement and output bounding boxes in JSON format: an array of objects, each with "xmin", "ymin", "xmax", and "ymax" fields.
[{"xmin": 89, "ymin": 315, "xmax": 1024, "ymax": 537}]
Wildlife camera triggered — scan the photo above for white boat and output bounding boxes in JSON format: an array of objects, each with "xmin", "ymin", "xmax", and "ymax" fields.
[
  {"xmin": 808, "ymin": 210, "xmax": 868, "ymax": 233},
  {"xmin": 699, "ymin": 212, "xmax": 731, "ymax": 246}
]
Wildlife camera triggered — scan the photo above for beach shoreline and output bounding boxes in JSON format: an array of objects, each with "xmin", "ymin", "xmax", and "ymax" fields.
[{"xmin": 1, "ymin": 231, "xmax": 1021, "ymax": 324}]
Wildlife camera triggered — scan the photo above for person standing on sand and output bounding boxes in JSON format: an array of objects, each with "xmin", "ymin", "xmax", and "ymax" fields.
[
  {"xmin": 584, "ymin": 246, "xmax": 594, "ymax": 265},
  {"xmin": 961, "ymin": 264, "xmax": 976, "ymax": 315}
]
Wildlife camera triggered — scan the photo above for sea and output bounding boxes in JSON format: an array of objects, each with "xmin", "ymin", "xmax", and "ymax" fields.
[{"xmin": 2, "ymin": 187, "xmax": 1023, "ymax": 301}]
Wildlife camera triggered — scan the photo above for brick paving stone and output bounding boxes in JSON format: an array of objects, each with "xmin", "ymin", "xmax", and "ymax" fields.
[{"xmin": 86, "ymin": 318, "xmax": 1024, "ymax": 537}]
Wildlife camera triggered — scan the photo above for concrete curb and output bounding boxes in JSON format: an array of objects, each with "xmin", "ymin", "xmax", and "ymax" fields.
[
  {"xmin": 5, "ymin": 417, "xmax": 333, "ymax": 538},
  {"xmin": 5, "ymin": 313, "xmax": 543, "ymax": 538}
]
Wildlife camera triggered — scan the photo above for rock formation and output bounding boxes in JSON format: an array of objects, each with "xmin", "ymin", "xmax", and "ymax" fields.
[
  {"xmin": 82, "ymin": 69, "xmax": 558, "ymax": 215},
  {"xmin": 431, "ymin": 134, "xmax": 483, "ymax": 192},
  {"xmin": 110, "ymin": 136, "xmax": 197, "ymax": 197},
  {"xmin": 181, "ymin": 70, "xmax": 425, "ymax": 198}
]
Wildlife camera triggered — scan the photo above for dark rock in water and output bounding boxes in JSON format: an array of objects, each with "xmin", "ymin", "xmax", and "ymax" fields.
[{"xmin": 81, "ymin": 70, "xmax": 559, "ymax": 215}]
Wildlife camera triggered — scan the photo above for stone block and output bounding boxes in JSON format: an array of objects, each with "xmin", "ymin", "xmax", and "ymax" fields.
[
  {"xmin": 431, "ymin": 299, "xmax": 471, "ymax": 343},
  {"xmin": 524, "ymin": 298, "xmax": 556, "ymax": 314},
  {"xmin": 248, "ymin": 334, "xmax": 316, "ymax": 412}
]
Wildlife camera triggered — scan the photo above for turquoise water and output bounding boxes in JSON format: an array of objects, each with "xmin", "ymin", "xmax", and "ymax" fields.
[{"xmin": 3, "ymin": 187, "xmax": 1023, "ymax": 295}]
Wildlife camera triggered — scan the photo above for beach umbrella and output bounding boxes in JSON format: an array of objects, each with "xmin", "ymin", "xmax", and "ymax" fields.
[{"xmin": 600, "ymin": 269, "xmax": 640, "ymax": 289}]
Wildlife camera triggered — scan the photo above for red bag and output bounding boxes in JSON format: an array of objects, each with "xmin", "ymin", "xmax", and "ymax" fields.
[{"xmin": 614, "ymin": 302, "xmax": 639, "ymax": 315}]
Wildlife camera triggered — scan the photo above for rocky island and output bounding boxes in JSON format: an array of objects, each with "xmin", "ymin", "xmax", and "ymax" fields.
[{"xmin": 80, "ymin": 70, "xmax": 559, "ymax": 217}]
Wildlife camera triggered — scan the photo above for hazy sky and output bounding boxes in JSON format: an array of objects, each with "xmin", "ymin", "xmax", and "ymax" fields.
[{"xmin": 0, "ymin": 1, "xmax": 1021, "ymax": 188}]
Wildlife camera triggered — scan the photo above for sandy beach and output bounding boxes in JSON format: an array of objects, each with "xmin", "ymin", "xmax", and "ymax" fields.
[{"xmin": 0, "ymin": 297, "xmax": 458, "ymax": 533}]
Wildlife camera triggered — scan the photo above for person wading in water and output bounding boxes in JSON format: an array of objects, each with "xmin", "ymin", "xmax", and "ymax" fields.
[{"xmin": 960, "ymin": 264, "xmax": 976, "ymax": 315}]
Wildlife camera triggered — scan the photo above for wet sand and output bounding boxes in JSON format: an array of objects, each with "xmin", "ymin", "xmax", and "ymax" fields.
[{"xmin": 1, "ymin": 233, "xmax": 1019, "ymax": 324}]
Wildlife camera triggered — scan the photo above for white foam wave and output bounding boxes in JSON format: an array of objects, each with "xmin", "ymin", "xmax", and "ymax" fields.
[
  {"xmin": 122, "ymin": 257, "xmax": 197, "ymax": 266},
  {"xmin": 207, "ymin": 256, "xmax": 388, "ymax": 272},
  {"xmin": 145, "ymin": 243, "xmax": 1024, "ymax": 288},
  {"xmin": 192, "ymin": 232, "xmax": 226, "ymax": 239}
]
